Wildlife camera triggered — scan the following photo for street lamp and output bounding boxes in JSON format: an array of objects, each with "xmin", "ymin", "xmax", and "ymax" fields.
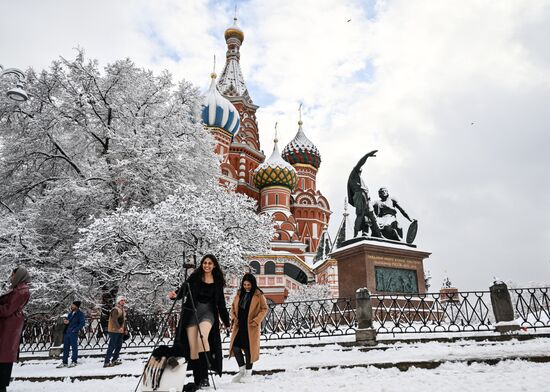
[{"xmin": 0, "ymin": 66, "xmax": 29, "ymax": 102}]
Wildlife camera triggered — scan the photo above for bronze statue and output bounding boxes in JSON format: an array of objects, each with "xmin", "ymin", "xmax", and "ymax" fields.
[
  {"xmin": 373, "ymin": 187, "xmax": 415, "ymax": 241},
  {"xmin": 347, "ymin": 150, "xmax": 382, "ymax": 238}
]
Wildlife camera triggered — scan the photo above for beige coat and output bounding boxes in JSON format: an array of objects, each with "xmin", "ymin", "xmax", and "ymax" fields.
[
  {"xmin": 107, "ymin": 305, "xmax": 126, "ymax": 333},
  {"xmin": 229, "ymin": 289, "xmax": 268, "ymax": 363}
]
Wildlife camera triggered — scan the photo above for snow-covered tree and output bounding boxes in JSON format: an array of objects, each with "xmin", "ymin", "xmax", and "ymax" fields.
[
  {"xmin": 285, "ymin": 284, "xmax": 333, "ymax": 303},
  {"xmin": 73, "ymin": 181, "xmax": 274, "ymax": 311},
  {"xmin": 424, "ymin": 269, "xmax": 432, "ymax": 291},
  {"xmin": 0, "ymin": 52, "xmax": 274, "ymax": 312}
]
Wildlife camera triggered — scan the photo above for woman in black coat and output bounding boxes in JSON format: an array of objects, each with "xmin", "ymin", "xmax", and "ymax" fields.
[{"xmin": 168, "ymin": 254, "xmax": 229, "ymax": 390}]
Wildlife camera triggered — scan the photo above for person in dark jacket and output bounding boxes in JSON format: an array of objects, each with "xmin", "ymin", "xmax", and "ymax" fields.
[
  {"xmin": 56, "ymin": 301, "xmax": 86, "ymax": 368},
  {"xmin": 0, "ymin": 266, "xmax": 31, "ymax": 392},
  {"xmin": 229, "ymin": 273, "xmax": 268, "ymax": 383},
  {"xmin": 168, "ymin": 254, "xmax": 230, "ymax": 391}
]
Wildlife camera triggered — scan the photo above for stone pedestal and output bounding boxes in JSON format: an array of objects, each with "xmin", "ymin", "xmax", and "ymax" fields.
[
  {"xmin": 490, "ymin": 282, "xmax": 521, "ymax": 333},
  {"xmin": 331, "ymin": 237, "xmax": 431, "ymax": 299},
  {"xmin": 355, "ymin": 287, "xmax": 377, "ymax": 346}
]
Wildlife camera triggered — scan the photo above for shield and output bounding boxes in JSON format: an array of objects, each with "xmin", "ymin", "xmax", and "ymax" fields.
[{"xmin": 406, "ymin": 220, "xmax": 418, "ymax": 244}]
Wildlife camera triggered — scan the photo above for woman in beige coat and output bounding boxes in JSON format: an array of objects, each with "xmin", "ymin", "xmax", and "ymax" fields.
[{"xmin": 229, "ymin": 273, "xmax": 268, "ymax": 383}]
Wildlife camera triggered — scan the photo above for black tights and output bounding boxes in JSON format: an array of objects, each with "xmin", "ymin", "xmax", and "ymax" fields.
[{"xmin": 232, "ymin": 346, "xmax": 252, "ymax": 370}]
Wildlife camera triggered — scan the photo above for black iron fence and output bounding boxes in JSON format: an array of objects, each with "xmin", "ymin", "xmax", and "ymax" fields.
[
  {"xmin": 20, "ymin": 287, "xmax": 550, "ymax": 353},
  {"xmin": 372, "ymin": 290, "xmax": 494, "ymax": 334},
  {"xmin": 510, "ymin": 287, "xmax": 550, "ymax": 329}
]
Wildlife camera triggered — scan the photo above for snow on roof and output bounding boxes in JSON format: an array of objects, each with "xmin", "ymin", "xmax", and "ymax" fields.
[{"xmin": 282, "ymin": 120, "xmax": 321, "ymax": 168}]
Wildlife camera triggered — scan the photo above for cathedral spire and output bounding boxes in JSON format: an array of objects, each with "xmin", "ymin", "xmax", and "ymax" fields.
[
  {"xmin": 333, "ymin": 199, "xmax": 349, "ymax": 250},
  {"xmin": 218, "ymin": 16, "xmax": 251, "ymax": 101}
]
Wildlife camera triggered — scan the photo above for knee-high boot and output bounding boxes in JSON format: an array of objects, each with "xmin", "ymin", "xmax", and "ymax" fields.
[
  {"xmin": 198, "ymin": 352, "xmax": 210, "ymax": 388},
  {"xmin": 183, "ymin": 359, "xmax": 200, "ymax": 391},
  {"xmin": 192, "ymin": 358, "xmax": 201, "ymax": 385}
]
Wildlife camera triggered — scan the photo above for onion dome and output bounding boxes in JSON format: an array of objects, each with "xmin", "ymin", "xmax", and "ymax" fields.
[
  {"xmin": 201, "ymin": 72, "xmax": 240, "ymax": 136},
  {"xmin": 281, "ymin": 119, "xmax": 321, "ymax": 169},
  {"xmin": 254, "ymin": 137, "xmax": 298, "ymax": 190},
  {"xmin": 224, "ymin": 17, "xmax": 244, "ymax": 42}
]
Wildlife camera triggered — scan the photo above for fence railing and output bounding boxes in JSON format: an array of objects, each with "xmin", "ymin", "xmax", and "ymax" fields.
[
  {"xmin": 372, "ymin": 290, "xmax": 494, "ymax": 334},
  {"xmin": 510, "ymin": 287, "xmax": 550, "ymax": 329},
  {"xmin": 20, "ymin": 287, "xmax": 550, "ymax": 353}
]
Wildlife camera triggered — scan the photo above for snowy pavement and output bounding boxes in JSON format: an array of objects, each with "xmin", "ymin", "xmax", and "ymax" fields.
[{"xmin": 10, "ymin": 336, "xmax": 550, "ymax": 391}]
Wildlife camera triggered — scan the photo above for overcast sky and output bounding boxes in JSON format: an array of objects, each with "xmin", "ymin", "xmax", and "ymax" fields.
[{"xmin": 1, "ymin": 0, "xmax": 549, "ymax": 290}]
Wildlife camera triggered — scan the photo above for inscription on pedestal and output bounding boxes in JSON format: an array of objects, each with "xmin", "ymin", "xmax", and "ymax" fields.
[{"xmin": 375, "ymin": 266, "xmax": 418, "ymax": 293}]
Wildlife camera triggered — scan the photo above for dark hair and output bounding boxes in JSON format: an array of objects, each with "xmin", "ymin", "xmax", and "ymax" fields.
[
  {"xmin": 193, "ymin": 254, "xmax": 226, "ymax": 287},
  {"xmin": 240, "ymin": 273, "xmax": 262, "ymax": 294},
  {"xmin": 72, "ymin": 301, "xmax": 82, "ymax": 308}
]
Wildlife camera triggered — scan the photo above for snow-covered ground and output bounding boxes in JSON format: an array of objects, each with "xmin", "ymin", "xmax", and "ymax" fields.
[{"xmin": 10, "ymin": 336, "xmax": 550, "ymax": 391}]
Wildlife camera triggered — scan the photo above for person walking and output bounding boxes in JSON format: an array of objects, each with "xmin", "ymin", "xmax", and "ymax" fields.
[
  {"xmin": 103, "ymin": 295, "xmax": 127, "ymax": 368},
  {"xmin": 0, "ymin": 267, "xmax": 31, "ymax": 392},
  {"xmin": 168, "ymin": 254, "xmax": 230, "ymax": 391},
  {"xmin": 229, "ymin": 273, "xmax": 268, "ymax": 383},
  {"xmin": 56, "ymin": 301, "xmax": 86, "ymax": 368}
]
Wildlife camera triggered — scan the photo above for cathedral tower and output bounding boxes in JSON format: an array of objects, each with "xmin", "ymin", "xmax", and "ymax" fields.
[
  {"xmin": 282, "ymin": 117, "xmax": 331, "ymax": 253},
  {"xmin": 218, "ymin": 17, "xmax": 264, "ymax": 200}
]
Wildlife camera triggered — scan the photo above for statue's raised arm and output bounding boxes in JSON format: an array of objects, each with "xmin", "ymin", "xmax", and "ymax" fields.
[
  {"xmin": 347, "ymin": 150, "xmax": 381, "ymax": 238},
  {"xmin": 353, "ymin": 150, "xmax": 378, "ymax": 173}
]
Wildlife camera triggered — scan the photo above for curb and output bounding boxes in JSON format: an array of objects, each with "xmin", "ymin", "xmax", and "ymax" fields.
[{"xmin": 12, "ymin": 354, "xmax": 550, "ymax": 383}]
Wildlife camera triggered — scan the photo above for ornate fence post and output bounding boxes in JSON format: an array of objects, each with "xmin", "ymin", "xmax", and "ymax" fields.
[
  {"xmin": 48, "ymin": 316, "xmax": 66, "ymax": 357},
  {"xmin": 490, "ymin": 282, "xmax": 520, "ymax": 333},
  {"xmin": 355, "ymin": 287, "xmax": 377, "ymax": 346}
]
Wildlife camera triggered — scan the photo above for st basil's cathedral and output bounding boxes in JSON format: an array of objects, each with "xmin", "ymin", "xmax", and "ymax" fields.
[{"xmin": 201, "ymin": 18, "xmax": 340, "ymax": 303}]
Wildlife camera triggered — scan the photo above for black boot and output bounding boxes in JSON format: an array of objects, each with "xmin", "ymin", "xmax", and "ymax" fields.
[
  {"xmin": 192, "ymin": 359, "xmax": 201, "ymax": 385},
  {"xmin": 183, "ymin": 359, "xmax": 199, "ymax": 392},
  {"xmin": 198, "ymin": 352, "xmax": 211, "ymax": 389}
]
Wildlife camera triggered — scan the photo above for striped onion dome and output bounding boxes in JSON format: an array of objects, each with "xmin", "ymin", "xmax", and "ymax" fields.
[
  {"xmin": 254, "ymin": 137, "xmax": 297, "ymax": 190},
  {"xmin": 281, "ymin": 120, "xmax": 321, "ymax": 169},
  {"xmin": 201, "ymin": 73, "xmax": 240, "ymax": 136}
]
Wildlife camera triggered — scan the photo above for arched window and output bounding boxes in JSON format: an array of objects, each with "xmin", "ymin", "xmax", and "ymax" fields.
[
  {"xmin": 264, "ymin": 261, "xmax": 276, "ymax": 275},
  {"xmin": 249, "ymin": 260, "xmax": 260, "ymax": 274},
  {"xmin": 284, "ymin": 263, "xmax": 308, "ymax": 284}
]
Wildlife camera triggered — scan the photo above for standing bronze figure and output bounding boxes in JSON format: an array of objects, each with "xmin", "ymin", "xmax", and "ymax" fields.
[{"xmin": 347, "ymin": 151, "xmax": 382, "ymax": 238}]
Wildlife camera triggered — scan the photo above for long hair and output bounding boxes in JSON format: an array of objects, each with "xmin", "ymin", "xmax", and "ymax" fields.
[
  {"xmin": 192, "ymin": 254, "xmax": 226, "ymax": 287},
  {"xmin": 240, "ymin": 273, "xmax": 262, "ymax": 294}
]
